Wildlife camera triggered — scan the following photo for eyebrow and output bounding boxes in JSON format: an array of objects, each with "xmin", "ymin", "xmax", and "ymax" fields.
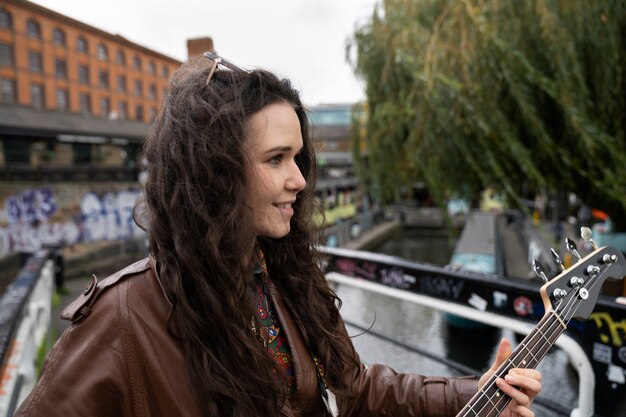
[{"xmin": 264, "ymin": 146, "xmax": 303, "ymax": 154}]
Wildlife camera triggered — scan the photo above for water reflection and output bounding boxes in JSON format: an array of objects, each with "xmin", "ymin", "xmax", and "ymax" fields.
[
  {"xmin": 442, "ymin": 323, "xmax": 502, "ymax": 372},
  {"xmin": 367, "ymin": 228, "xmax": 454, "ymax": 266}
]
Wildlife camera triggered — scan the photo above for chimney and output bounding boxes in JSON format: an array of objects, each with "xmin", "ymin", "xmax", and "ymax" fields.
[{"xmin": 187, "ymin": 37, "xmax": 215, "ymax": 59}]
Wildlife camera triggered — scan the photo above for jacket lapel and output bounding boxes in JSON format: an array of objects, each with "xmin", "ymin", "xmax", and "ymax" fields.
[{"xmin": 269, "ymin": 281, "xmax": 322, "ymax": 414}]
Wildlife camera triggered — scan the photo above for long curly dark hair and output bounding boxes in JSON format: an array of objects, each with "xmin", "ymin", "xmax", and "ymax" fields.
[{"xmin": 139, "ymin": 57, "xmax": 358, "ymax": 416}]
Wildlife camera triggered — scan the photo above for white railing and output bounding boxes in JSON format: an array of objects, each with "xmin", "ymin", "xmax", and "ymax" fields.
[
  {"xmin": 0, "ymin": 257, "xmax": 53, "ymax": 417},
  {"xmin": 326, "ymin": 271, "xmax": 594, "ymax": 417}
]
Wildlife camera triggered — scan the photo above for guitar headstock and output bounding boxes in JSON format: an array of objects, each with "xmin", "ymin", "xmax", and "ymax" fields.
[{"xmin": 539, "ymin": 238, "xmax": 626, "ymax": 320}]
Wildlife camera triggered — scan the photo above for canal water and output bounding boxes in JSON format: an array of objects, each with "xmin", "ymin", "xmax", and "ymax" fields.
[{"xmin": 333, "ymin": 228, "xmax": 578, "ymax": 416}]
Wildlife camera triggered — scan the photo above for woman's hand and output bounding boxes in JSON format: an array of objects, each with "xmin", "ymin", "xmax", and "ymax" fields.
[{"xmin": 478, "ymin": 338, "xmax": 542, "ymax": 417}]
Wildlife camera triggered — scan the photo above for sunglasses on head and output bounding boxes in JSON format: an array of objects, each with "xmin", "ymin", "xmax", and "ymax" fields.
[{"xmin": 203, "ymin": 51, "xmax": 246, "ymax": 85}]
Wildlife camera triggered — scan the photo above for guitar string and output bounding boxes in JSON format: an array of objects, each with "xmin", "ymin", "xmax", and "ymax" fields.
[
  {"xmin": 472, "ymin": 270, "xmax": 605, "ymax": 417},
  {"xmin": 459, "ymin": 261, "xmax": 607, "ymax": 417},
  {"xmin": 469, "ymin": 265, "xmax": 606, "ymax": 417},
  {"xmin": 463, "ymin": 312, "xmax": 564, "ymax": 417},
  {"xmin": 464, "ymin": 292, "xmax": 584, "ymax": 416}
]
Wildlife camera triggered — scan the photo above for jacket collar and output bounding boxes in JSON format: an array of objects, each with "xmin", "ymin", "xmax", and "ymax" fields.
[{"xmin": 267, "ymin": 280, "xmax": 322, "ymax": 413}]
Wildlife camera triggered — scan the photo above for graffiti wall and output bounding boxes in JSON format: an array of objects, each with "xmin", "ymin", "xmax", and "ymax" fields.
[{"xmin": 0, "ymin": 184, "xmax": 145, "ymax": 257}]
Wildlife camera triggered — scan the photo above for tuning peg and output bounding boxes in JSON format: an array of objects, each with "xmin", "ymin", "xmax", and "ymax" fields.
[
  {"xmin": 532, "ymin": 259, "xmax": 549, "ymax": 282},
  {"xmin": 580, "ymin": 227, "xmax": 597, "ymax": 250},
  {"xmin": 565, "ymin": 237, "xmax": 582, "ymax": 261},
  {"xmin": 550, "ymin": 248, "xmax": 565, "ymax": 271}
]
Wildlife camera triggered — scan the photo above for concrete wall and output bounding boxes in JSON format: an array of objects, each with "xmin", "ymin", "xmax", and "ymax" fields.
[{"xmin": 0, "ymin": 182, "xmax": 145, "ymax": 257}]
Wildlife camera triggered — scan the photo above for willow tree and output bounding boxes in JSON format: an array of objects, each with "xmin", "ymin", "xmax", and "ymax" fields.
[{"xmin": 349, "ymin": 0, "xmax": 626, "ymax": 229}]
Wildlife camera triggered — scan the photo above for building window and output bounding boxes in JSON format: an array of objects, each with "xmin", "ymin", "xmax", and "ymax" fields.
[
  {"xmin": 149, "ymin": 107, "xmax": 157, "ymax": 122},
  {"xmin": 97, "ymin": 43, "xmax": 108, "ymax": 60},
  {"xmin": 56, "ymin": 88, "xmax": 69, "ymax": 111},
  {"xmin": 98, "ymin": 70, "xmax": 109, "ymax": 88},
  {"xmin": 28, "ymin": 50, "xmax": 42, "ymax": 73},
  {"xmin": 73, "ymin": 143, "xmax": 92, "ymax": 165},
  {"xmin": 3, "ymin": 139, "xmax": 31, "ymax": 166},
  {"xmin": 0, "ymin": 43, "xmax": 13, "ymax": 66},
  {"xmin": 118, "ymin": 101, "xmax": 127, "ymax": 119},
  {"xmin": 76, "ymin": 36, "xmax": 88, "ymax": 53},
  {"xmin": 0, "ymin": 8, "xmax": 12, "ymax": 29},
  {"xmin": 162, "ymin": 66, "xmax": 169, "ymax": 78},
  {"xmin": 134, "ymin": 79, "xmax": 142, "ymax": 96},
  {"xmin": 53, "ymin": 28, "xmax": 66, "ymax": 46},
  {"xmin": 1, "ymin": 78, "xmax": 16, "ymax": 103},
  {"xmin": 135, "ymin": 104, "xmax": 144, "ymax": 121},
  {"xmin": 132, "ymin": 55, "xmax": 141, "ymax": 70},
  {"xmin": 54, "ymin": 58, "xmax": 67, "ymax": 79},
  {"xmin": 148, "ymin": 61, "xmax": 156, "ymax": 75},
  {"xmin": 99, "ymin": 97, "xmax": 110, "ymax": 118},
  {"xmin": 78, "ymin": 64, "xmax": 89, "ymax": 84},
  {"xmin": 79, "ymin": 93, "xmax": 91, "ymax": 115},
  {"xmin": 117, "ymin": 75, "xmax": 126, "ymax": 92},
  {"xmin": 116, "ymin": 50, "xmax": 126, "ymax": 65},
  {"xmin": 26, "ymin": 19, "xmax": 41, "ymax": 38},
  {"xmin": 148, "ymin": 84, "xmax": 156, "ymax": 99},
  {"xmin": 31, "ymin": 84, "xmax": 44, "ymax": 108}
]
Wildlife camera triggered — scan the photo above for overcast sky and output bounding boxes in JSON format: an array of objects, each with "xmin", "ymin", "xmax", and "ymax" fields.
[{"xmin": 30, "ymin": 0, "xmax": 378, "ymax": 106}]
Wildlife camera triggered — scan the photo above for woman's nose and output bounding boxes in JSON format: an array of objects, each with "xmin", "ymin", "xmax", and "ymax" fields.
[{"xmin": 286, "ymin": 162, "xmax": 306, "ymax": 192}]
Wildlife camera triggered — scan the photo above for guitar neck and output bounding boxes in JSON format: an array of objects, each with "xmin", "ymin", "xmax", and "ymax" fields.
[{"xmin": 456, "ymin": 311, "xmax": 565, "ymax": 417}]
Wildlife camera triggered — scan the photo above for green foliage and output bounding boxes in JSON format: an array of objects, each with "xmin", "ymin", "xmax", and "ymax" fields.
[
  {"xmin": 36, "ymin": 328, "xmax": 57, "ymax": 376},
  {"xmin": 349, "ymin": 0, "xmax": 626, "ymax": 228}
]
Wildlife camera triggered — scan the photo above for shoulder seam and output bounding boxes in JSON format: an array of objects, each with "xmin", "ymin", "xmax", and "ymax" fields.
[{"xmin": 61, "ymin": 258, "xmax": 151, "ymax": 323}]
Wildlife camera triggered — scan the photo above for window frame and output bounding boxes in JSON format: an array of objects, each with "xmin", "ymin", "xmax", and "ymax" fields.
[
  {"xmin": 117, "ymin": 74, "xmax": 127, "ymax": 92},
  {"xmin": 99, "ymin": 96, "xmax": 110, "ymax": 118},
  {"xmin": 52, "ymin": 28, "xmax": 66, "ymax": 46},
  {"xmin": 55, "ymin": 88, "xmax": 69, "ymax": 111},
  {"xmin": 78, "ymin": 64, "xmax": 90, "ymax": 84},
  {"xmin": 96, "ymin": 43, "xmax": 108, "ymax": 61},
  {"xmin": 132, "ymin": 55, "xmax": 142, "ymax": 70},
  {"xmin": 0, "ymin": 42, "xmax": 13, "ymax": 67},
  {"xmin": 135, "ymin": 104, "xmax": 144, "ymax": 121},
  {"xmin": 0, "ymin": 8, "xmax": 12, "ymax": 29},
  {"xmin": 134, "ymin": 79, "xmax": 142, "ymax": 97},
  {"xmin": 54, "ymin": 57, "xmax": 68, "ymax": 79},
  {"xmin": 76, "ymin": 36, "xmax": 88, "ymax": 53},
  {"xmin": 3, "ymin": 139, "xmax": 31, "ymax": 167},
  {"xmin": 28, "ymin": 50, "xmax": 42, "ymax": 73},
  {"xmin": 98, "ymin": 69, "xmax": 109, "ymax": 88},
  {"xmin": 116, "ymin": 50, "xmax": 126, "ymax": 65},
  {"xmin": 1, "ymin": 78, "xmax": 16, "ymax": 103},
  {"xmin": 26, "ymin": 19, "xmax": 41, "ymax": 38},
  {"xmin": 31, "ymin": 83, "xmax": 45, "ymax": 108},
  {"xmin": 79, "ymin": 93, "xmax": 91, "ymax": 115}
]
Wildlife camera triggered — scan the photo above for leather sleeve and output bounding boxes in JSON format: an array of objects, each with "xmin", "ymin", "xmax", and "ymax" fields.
[
  {"xmin": 337, "ymin": 316, "xmax": 479, "ymax": 417},
  {"xmin": 342, "ymin": 363, "xmax": 478, "ymax": 417},
  {"xmin": 13, "ymin": 284, "xmax": 133, "ymax": 417}
]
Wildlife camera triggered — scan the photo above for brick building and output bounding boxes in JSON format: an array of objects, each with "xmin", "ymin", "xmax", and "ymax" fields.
[
  {"xmin": 0, "ymin": 2, "xmax": 222, "ymax": 257},
  {"xmin": 0, "ymin": 0, "xmax": 184, "ymax": 181}
]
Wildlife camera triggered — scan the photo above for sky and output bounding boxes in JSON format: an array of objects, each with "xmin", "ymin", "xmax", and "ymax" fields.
[{"xmin": 30, "ymin": 0, "xmax": 379, "ymax": 107}]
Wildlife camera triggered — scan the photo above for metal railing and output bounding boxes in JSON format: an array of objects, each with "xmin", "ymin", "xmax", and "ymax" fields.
[
  {"xmin": 0, "ymin": 251, "xmax": 54, "ymax": 417},
  {"xmin": 321, "ymin": 246, "xmax": 598, "ymax": 417}
]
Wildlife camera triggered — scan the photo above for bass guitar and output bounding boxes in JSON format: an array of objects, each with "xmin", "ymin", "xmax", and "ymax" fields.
[{"xmin": 456, "ymin": 228, "xmax": 626, "ymax": 416}]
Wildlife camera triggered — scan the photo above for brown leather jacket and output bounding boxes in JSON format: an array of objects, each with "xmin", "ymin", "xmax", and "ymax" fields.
[{"xmin": 15, "ymin": 258, "xmax": 478, "ymax": 417}]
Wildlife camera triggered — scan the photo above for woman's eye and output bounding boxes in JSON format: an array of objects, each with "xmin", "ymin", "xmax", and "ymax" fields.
[{"xmin": 268, "ymin": 155, "xmax": 283, "ymax": 165}]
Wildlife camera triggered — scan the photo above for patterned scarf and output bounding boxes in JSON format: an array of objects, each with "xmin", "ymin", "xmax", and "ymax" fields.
[{"xmin": 252, "ymin": 247, "xmax": 296, "ymax": 393}]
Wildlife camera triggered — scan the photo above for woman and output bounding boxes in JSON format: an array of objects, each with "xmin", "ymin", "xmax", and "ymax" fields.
[{"xmin": 15, "ymin": 54, "xmax": 540, "ymax": 417}]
